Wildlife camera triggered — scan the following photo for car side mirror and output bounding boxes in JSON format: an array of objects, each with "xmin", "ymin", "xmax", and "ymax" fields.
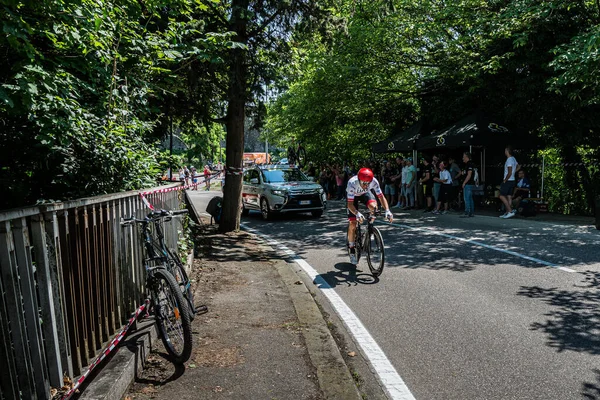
[{"xmin": 250, "ymin": 178, "xmax": 259, "ymax": 184}]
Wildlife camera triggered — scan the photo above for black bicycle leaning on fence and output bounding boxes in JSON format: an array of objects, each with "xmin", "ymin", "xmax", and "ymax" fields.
[
  {"xmin": 120, "ymin": 209, "xmax": 194, "ymax": 363},
  {"xmin": 347, "ymin": 210, "xmax": 386, "ymax": 277},
  {"xmin": 134, "ymin": 208, "xmax": 199, "ymax": 319},
  {"xmin": 59, "ymin": 209, "xmax": 198, "ymax": 399}
]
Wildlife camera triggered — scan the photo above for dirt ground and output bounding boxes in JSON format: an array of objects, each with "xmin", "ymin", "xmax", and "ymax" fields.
[{"xmin": 125, "ymin": 225, "xmax": 323, "ymax": 400}]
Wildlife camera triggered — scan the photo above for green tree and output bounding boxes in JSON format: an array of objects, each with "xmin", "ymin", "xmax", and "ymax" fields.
[
  {"xmin": 186, "ymin": 0, "xmax": 327, "ymax": 232},
  {"xmin": 0, "ymin": 0, "xmax": 231, "ymax": 209}
]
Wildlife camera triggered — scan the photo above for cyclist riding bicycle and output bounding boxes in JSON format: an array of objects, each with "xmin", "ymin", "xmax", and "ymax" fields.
[{"xmin": 347, "ymin": 168, "xmax": 393, "ymax": 265}]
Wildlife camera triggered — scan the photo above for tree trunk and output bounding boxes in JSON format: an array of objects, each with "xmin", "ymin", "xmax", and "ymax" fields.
[{"xmin": 220, "ymin": 0, "xmax": 249, "ymax": 233}]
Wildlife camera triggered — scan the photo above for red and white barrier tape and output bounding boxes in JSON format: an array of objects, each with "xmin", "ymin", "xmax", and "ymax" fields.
[
  {"xmin": 61, "ymin": 171, "xmax": 224, "ymax": 398},
  {"xmin": 485, "ymin": 162, "xmax": 599, "ymax": 168},
  {"xmin": 140, "ymin": 172, "xmax": 222, "ymax": 210},
  {"xmin": 225, "ymin": 166, "xmax": 243, "ymax": 176},
  {"xmin": 61, "ymin": 300, "xmax": 151, "ymax": 400}
]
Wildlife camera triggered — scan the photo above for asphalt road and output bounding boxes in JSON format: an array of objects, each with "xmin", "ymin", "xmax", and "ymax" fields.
[{"xmin": 235, "ymin": 197, "xmax": 600, "ymax": 400}]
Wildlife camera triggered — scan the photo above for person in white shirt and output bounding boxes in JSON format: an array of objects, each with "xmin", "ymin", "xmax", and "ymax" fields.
[
  {"xmin": 499, "ymin": 145, "xmax": 519, "ymax": 218},
  {"xmin": 346, "ymin": 168, "xmax": 393, "ymax": 265},
  {"xmin": 432, "ymin": 160, "xmax": 453, "ymax": 214}
]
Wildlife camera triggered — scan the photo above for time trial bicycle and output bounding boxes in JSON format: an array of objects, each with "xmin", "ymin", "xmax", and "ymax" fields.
[{"xmin": 347, "ymin": 210, "xmax": 386, "ymax": 277}]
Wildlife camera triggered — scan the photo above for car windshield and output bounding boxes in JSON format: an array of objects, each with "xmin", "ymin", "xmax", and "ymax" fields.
[{"xmin": 262, "ymin": 169, "xmax": 309, "ymax": 183}]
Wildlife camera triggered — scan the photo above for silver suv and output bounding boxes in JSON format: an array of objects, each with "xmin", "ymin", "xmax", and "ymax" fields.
[{"xmin": 241, "ymin": 165, "xmax": 327, "ymax": 220}]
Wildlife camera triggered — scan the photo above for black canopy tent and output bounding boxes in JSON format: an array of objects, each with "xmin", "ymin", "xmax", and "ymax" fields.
[
  {"xmin": 416, "ymin": 111, "xmax": 529, "ymax": 185},
  {"xmin": 372, "ymin": 120, "xmax": 424, "ymax": 153},
  {"xmin": 416, "ymin": 112, "xmax": 518, "ymax": 151}
]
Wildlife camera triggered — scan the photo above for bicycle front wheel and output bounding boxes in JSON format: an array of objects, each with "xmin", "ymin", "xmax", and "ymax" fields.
[
  {"xmin": 153, "ymin": 269, "xmax": 193, "ymax": 363},
  {"xmin": 366, "ymin": 227, "xmax": 385, "ymax": 277}
]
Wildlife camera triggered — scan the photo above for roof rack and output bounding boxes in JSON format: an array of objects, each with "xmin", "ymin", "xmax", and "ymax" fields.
[{"xmin": 257, "ymin": 164, "xmax": 296, "ymax": 169}]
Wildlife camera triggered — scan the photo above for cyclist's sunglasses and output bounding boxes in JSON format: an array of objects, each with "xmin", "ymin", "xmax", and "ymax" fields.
[{"xmin": 359, "ymin": 180, "xmax": 370, "ymax": 186}]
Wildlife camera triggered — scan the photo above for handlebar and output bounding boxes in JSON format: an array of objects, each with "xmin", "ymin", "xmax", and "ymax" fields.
[{"xmin": 120, "ymin": 209, "xmax": 189, "ymax": 226}]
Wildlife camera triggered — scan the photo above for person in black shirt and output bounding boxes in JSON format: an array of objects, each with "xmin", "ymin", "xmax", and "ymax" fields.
[
  {"xmin": 460, "ymin": 152, "xmax": 476, "ymax": 217},
  {"xmin": 382, "ymin": 161, "xmax": 397, "ymax": 206},
  {"xmin": 419, "ymin": 157, "xmax": 434, "ymax": 212}
]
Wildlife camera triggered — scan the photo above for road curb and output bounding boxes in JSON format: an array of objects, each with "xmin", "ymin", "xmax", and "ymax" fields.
[
  {"xmin": 78, "ymin": 320, "xmax": 156, "ymax": 400},
  {"xmin": 275, "ymin": 260, "xmax": 362, "ymax": 400}
]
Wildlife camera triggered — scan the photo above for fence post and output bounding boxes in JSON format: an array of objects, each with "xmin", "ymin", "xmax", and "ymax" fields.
[
  {"xmin": 0, "ymin": 221, "xmax": 36, "ymax": 398},
  {"xmin": 0, "ymin": 261, "xmax": 18, "ymax": 399},
  {"xmin": 30, "ymin": 214, "xmax": 64, "ymax": 389},
  {"xmin": 12, "ymin": 217, "xmax": 50, "ymax": 398},
  {"xmin": 47, "ymin": 210, "xmax": 74, "ymax": 380}
]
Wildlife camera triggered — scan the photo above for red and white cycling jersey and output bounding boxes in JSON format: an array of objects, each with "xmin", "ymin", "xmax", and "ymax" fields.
[{"xmin": 346, "ymin": 175, "xmax": 384, "ymax": 201}]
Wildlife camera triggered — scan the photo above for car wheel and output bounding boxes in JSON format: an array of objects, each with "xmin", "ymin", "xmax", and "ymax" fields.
[
  {"xmin": 311, "ymin": 210, "xmax": 323, "ymax": 218},
  {"xmin": 260, "ymin": 198, "xmax": 271, "ymax": 221}
]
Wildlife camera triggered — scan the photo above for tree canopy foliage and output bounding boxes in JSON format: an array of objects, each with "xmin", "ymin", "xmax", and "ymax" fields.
[
  {"xmin": 266, "ymin": 0, "xmax": 600, "ymax": 213},
  {"xmin": 1, "ymin": 0, "xmax": 598, "ymax": 215},
  {"xmin": 0, "ymin": 0, "xmax": 233, "ymax": 209}
]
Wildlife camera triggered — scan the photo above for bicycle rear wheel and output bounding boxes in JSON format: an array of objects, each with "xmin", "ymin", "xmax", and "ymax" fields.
[
  {"xmin": 168, "ymin": 248, "xmax": 196, "ymax": 320},
  {"xmin": 366, "ymin": 227, "xmax": 385, "ymax": 277},
  {"xmin": 297, "ymin": 147, "xmax": 307, "ymax": 168},
  {"xmin": 152, "ymin": 269, "xmax": 193, "ymax": 363}
]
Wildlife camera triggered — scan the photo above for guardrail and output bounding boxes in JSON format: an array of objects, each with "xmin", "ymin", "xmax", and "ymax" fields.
[{"xmin": 0, "ymin": 183, "xmax": 186, "ymax": 399}]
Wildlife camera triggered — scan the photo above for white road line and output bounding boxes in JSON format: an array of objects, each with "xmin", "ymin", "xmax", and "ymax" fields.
[
  {"xmin": 392, "ymin": 223, "xmax": 575, "ymax": 273},
  {"xmin": 242, "ymin": 224, "xmax": 416, "ymax": 400}
]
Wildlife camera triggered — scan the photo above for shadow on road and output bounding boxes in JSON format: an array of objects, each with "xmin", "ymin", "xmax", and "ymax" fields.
[
  {"xmin": 242, "ymin": 210, "xmax": 545, "ymax": 272},
  {"xmin": 314, "ymin": 262, "xmax": 379, "ymax": 288},
  {"xmin": 582, "ymin": 368, "xmax": 600, "ymax": 399},
  {"xmin": 517, "ymin": 271, "xmax": 600, "ymax": 355}
]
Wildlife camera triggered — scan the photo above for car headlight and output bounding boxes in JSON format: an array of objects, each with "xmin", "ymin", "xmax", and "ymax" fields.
[
  {"xmin": 271, "ymin": 189, "xmax": 287, "ymax": 197},
  {"xmin": 318, "ymin": 187, "xmax": 324, "ymax": 194}
]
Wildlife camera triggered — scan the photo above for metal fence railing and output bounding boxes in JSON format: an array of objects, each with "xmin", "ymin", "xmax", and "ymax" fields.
[{"xmin": 0, "ymin": 183, "xmax": 186, "ymax": 399}]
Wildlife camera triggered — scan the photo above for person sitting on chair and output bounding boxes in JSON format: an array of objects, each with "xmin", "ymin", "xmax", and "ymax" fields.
[{"xmin": 512, "ymin": 169, "xmax": 530, "ymax": 209}]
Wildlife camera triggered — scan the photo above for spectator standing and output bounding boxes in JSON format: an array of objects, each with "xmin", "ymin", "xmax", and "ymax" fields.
[
  {"xmin": 419, "ymin": 157, "xmax": 434, "ymax": 212},
  {"xmin": 448, "ymin": 156, "xmax": 462, "ymax": 209},
  {"xmin": 204, "ymin": 165, "xmax": 212, "ymax": 191},
  {"xmin": 306, "ymin": 162, "xmax": 317, "ymax": 178},
  {"xmin": 415, "ymin": 160, "xmax": 424, "ymax": 208},
  {"xmin": 328, "ymin": 165, "xmax": 336, "ymax": 200},
  {"xmin": 382, "ymin": 161, "xmax": 396, "ymax": 206},
  {"xmin": 191, "ymin": 166, "xmax": 198, "ymax": 190},
  {"xmin": 460, "ymin": 152, "xmax": 476, "ymax": 218},
  {"xmin": 403, "ymin": 158, "xmax": 417, "ymax": 209},
  {"xmin": 499, "ymin": 146, "xmax": 519, "ymax": 218},
  {"xmin": 319, "ymin": 165, "xmax": 329, "ymax": 196},
  {"xmin": 432, "ymin": 155, "xmax": 441, "ymax": 205},
  {"xmin": 184, "ymin": 166, "xmax": 191, "ymax": 185},
  {"xmin": 432, "ymin": 160, "xmax": 453, "ymax": 214},
  {"xmin": 333, "ymin": 164, "xmax": 346, "ymax": 200},
  {"xmin": 342, "ymin": 161, "xmax": 351, "ymax": 193},
  {"xmin": 392, "ymin": 157, "xmax": 404, "ymax": 207},
  {"xmin": 179, "ymin": 168, "xmax": 186, "ymax": 182}
]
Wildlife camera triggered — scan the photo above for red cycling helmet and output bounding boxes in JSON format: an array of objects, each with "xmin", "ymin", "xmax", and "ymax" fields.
[{"xmin": 357, "ymin": 168, "xmax": 374, "ymax": 183}]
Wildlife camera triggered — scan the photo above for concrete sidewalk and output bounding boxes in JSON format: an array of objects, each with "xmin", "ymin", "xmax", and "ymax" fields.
[{"xmin": 117, "ymin": 189, "xmax": 361, "ymax": 400}]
